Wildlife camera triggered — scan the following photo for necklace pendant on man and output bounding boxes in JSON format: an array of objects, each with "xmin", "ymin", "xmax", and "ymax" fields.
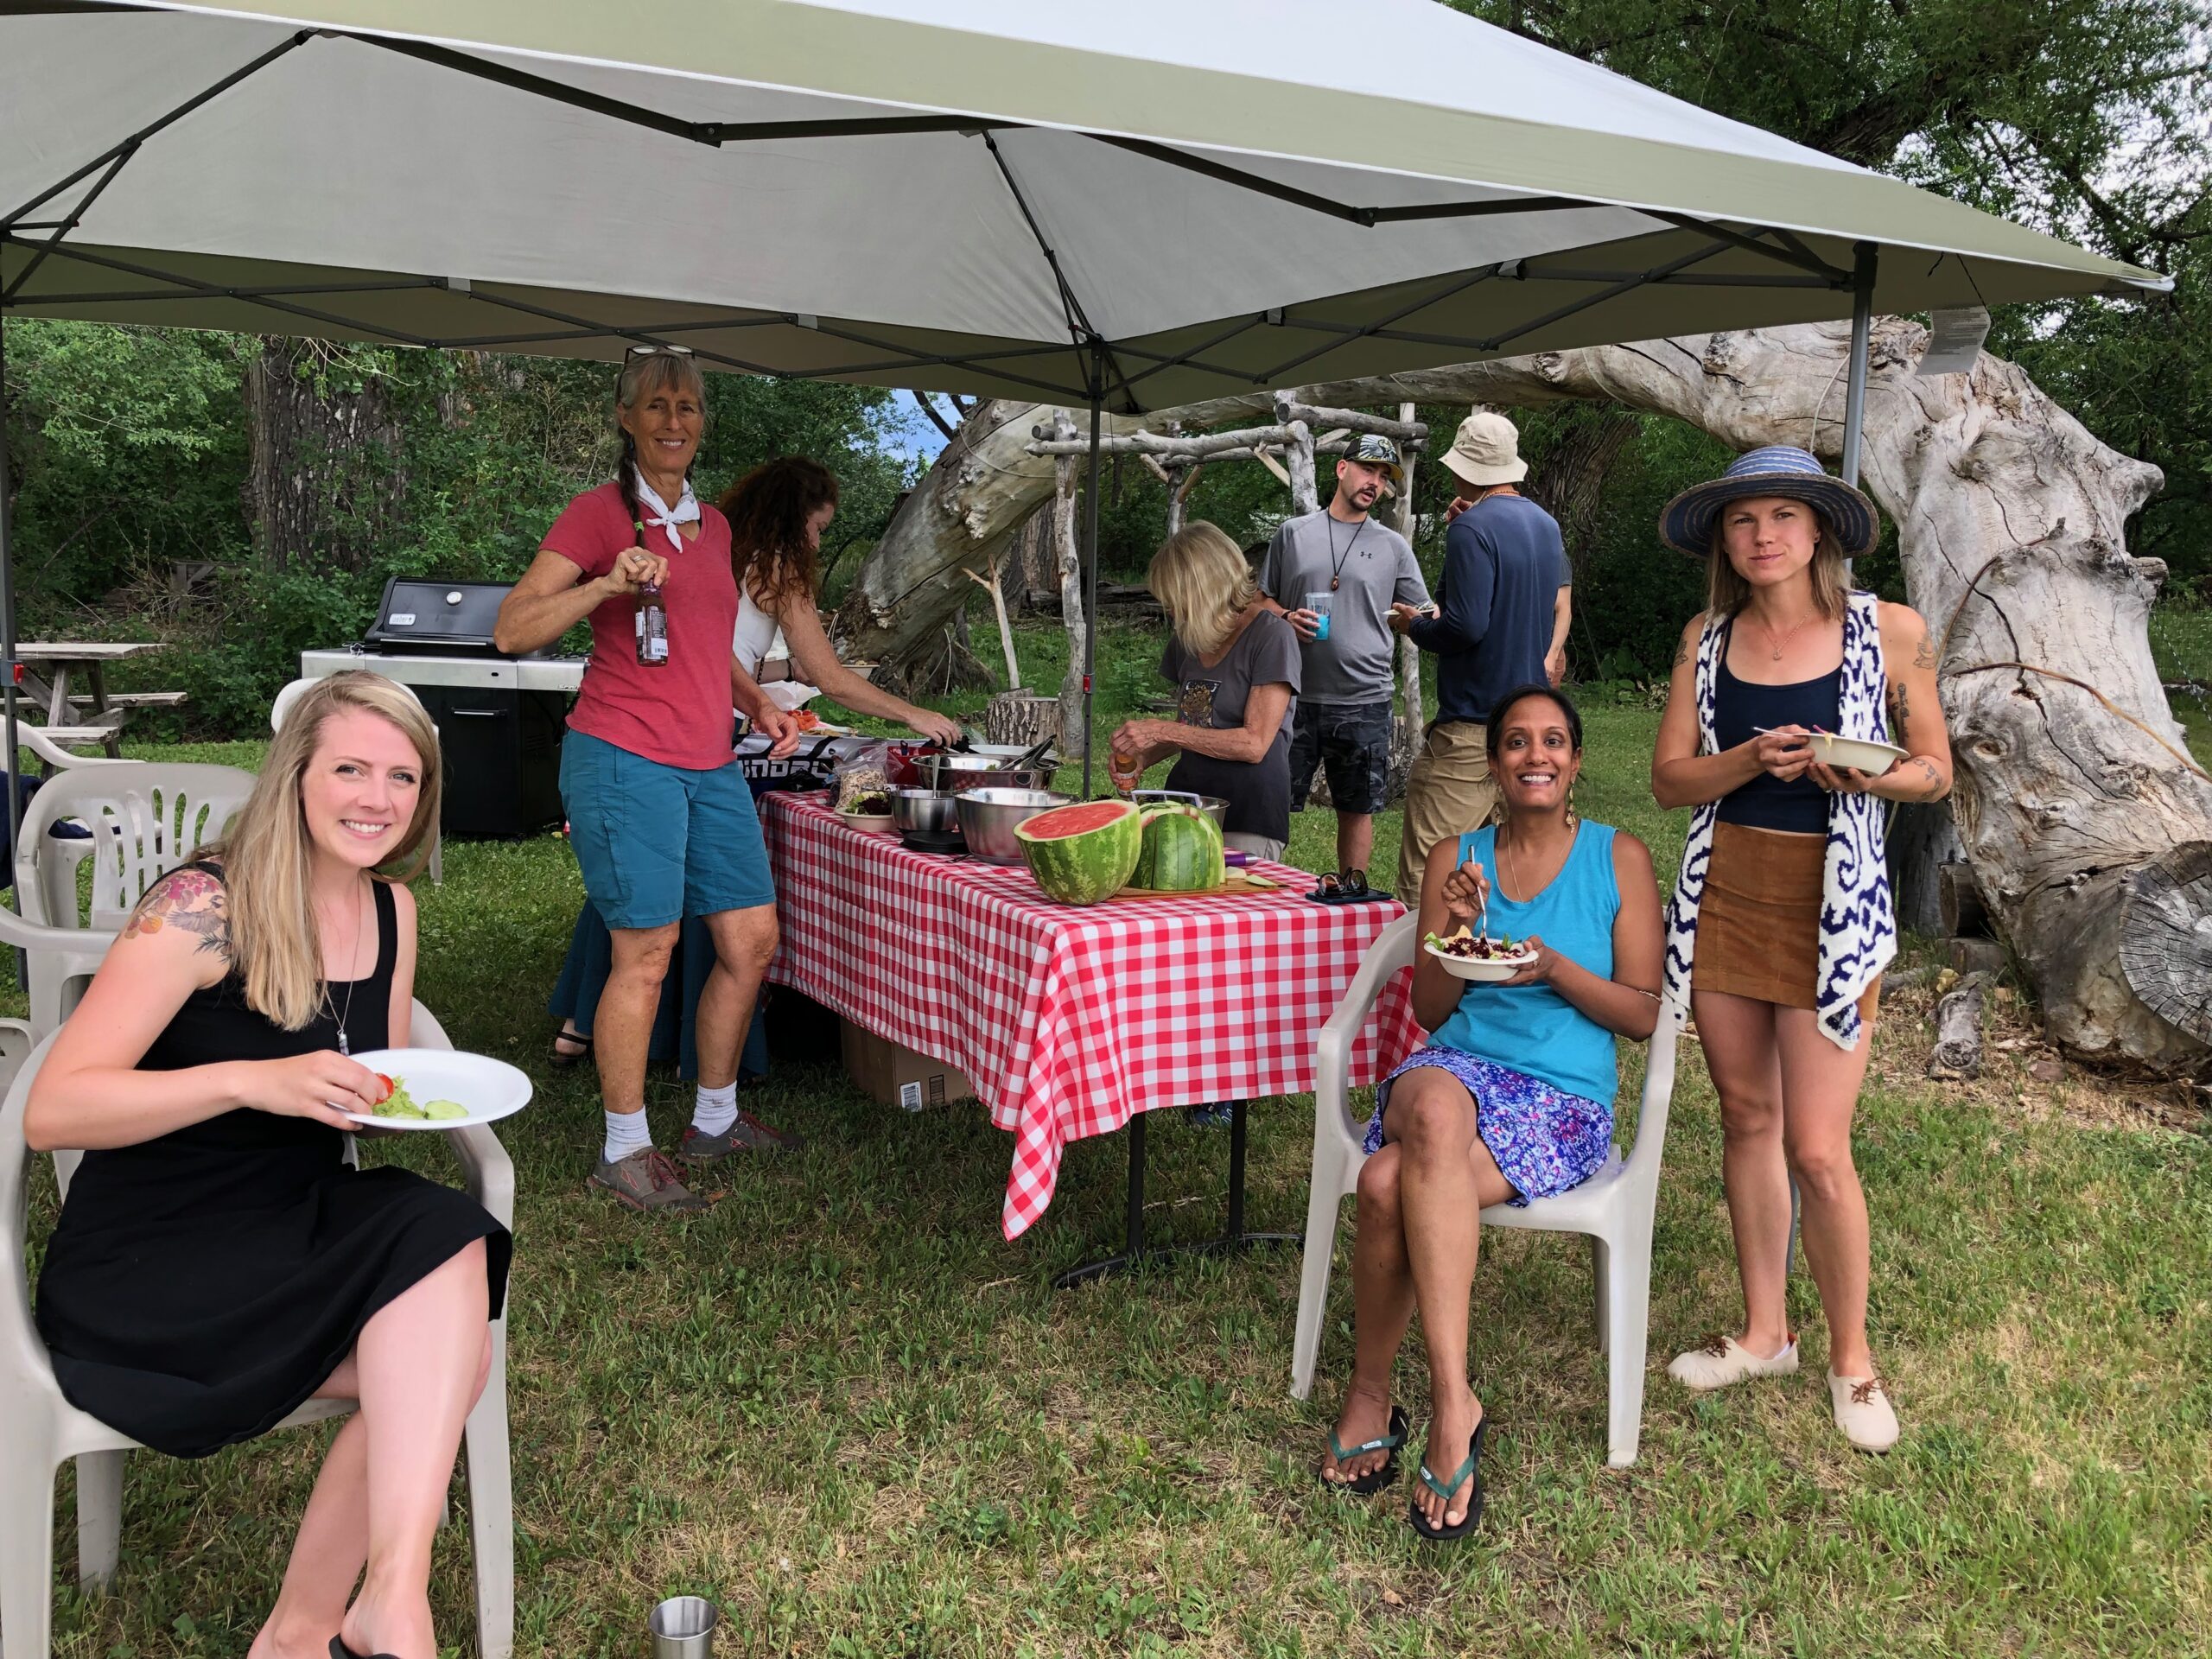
[{"xmin": 1330, "ymin": 576, "xmax": 1339, "ymax": 591}]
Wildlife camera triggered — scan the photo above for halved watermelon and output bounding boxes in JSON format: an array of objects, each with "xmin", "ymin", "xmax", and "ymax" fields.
[{"xmin": 1014, "ymin": 798, "xmax": 1143, "ymax": 904}]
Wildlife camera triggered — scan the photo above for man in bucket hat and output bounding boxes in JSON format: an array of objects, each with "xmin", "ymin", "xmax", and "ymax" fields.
[
  {"xmin": 1389, "ymin": 410, "xmax": 1573, "ymax": 902},
  {"xmin": 1256, "ymin": 433, "xmax": 1431, "ymax": 880}
]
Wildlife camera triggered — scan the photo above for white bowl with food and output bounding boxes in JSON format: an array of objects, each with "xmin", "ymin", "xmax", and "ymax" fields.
[
  {"xmin": 1424, "ymin": 930, "xmax": 1538, "ymax": 982},
  {"xmin": 1808, "ymin": 733, "xmax": 1908, "ymax": 775},
  {"xmin": 341, "ymin": 1048, "xmax": 532, "ymax": 1130}
]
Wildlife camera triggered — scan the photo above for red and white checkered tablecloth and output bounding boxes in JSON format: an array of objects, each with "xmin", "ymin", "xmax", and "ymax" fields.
[{"xmin": 760, "ymin": 791, "xmax": 1421, "ymax": 1237}]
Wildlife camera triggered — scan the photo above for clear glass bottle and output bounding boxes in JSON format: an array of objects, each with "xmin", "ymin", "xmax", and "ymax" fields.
[{"xmin": 635, "ymin": 574, "xmax": 670, "ymax": 667}]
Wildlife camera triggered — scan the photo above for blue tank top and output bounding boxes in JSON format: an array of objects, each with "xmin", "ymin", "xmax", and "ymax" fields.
[
  {"xmin": 1430, "ymin": 822, "xmax": 1621, "ymax": 1107},
  {"xmin": 1713, "ymin": 641, "xmax": 1840, "ymax": 835}
]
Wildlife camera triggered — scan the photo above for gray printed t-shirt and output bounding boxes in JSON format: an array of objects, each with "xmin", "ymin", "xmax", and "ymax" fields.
[
  {"xmin": 1256, "ymin": 507, "xmax": 1429, "ymax": 705},
  {"xmin": 1158, "ymin": 610, "xmax": 1302, "ymax": 843}
]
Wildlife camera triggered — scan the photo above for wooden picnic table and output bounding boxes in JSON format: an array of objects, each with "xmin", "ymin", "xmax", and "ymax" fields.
[{"xmin": 9, "ymin": 641, "xmax": 179, "ymax": 760}]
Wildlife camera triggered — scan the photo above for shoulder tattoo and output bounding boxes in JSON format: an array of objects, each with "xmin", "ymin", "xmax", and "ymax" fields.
[
  {"xmin": 1674, "ymin": 634, "xmax": 1694, "ymax": 666},
  {"xmin": 1913, "ymin": 626, "xmax": 1939, "ymax": 671},
  {"xmin": 124, "ymin": 868, "xmax": 232, "ymax": 961}
]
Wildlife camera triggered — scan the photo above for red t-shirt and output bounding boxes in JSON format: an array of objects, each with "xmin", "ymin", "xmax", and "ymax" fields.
[{"xmin": 542, "ymin": 482, "xmax": 738, "ymax": 771}]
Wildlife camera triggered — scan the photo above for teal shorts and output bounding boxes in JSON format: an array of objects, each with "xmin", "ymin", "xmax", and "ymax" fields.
[{"xmin": 559, "ymin": 730, "xmax": 775, "ymax": 930}]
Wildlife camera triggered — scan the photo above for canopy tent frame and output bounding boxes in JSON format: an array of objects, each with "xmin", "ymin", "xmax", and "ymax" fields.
[{"xmin": 0, "ymin": 20, "xmax": 1898, "ymax": 823}]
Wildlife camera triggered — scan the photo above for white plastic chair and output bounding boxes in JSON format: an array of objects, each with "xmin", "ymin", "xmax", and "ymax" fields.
[
  {"xmin": 1292, "ymin": 914, "xmax": 1679, "ymax": 1467},
  {"xmin": 0, "ymin": 899, "xmax": 113, "ymax": 1052},
  {"xmin": 16, "ymin": 726, "xmax": 133, "ymax": 772},
  {"xmin": 13, "ymin": 763, "xmax": 257, "ymax": 942},
  {"xmin": 0, "ymin": 1001, "xmax": 513, "ymax": 1659},
  {"xmin": 273, "ymin": 677, "xmax": 442, "ymax": 885}
]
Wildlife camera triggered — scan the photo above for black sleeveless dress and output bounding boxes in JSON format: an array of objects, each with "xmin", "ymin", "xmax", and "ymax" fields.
[{"xmin": 34, "ymin": 864, "xmax": 512, "ymax": 1459}]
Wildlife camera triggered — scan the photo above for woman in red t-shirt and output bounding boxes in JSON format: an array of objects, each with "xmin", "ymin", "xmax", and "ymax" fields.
[{"xmin": 494, "ymin": 346, "xmax": 797, "ymax": 1215}]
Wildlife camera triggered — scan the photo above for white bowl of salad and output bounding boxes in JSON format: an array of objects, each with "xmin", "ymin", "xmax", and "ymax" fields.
[{"xmin": 1424, "ymin": 928, "xmax": 1537, "ymax": 982}]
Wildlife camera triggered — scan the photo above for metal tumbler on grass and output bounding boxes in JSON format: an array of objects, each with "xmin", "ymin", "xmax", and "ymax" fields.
[{"xmin": 649, "ymin": 1596, "xmax": 717, "ymax": 1659}]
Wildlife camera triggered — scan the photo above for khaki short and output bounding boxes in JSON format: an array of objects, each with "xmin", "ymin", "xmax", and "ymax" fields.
[
  {"xmin": 1395, "ymin": 720, "xmax": 1497, "ymax": 903},
  {"xmin": 1224, "ymin": 830, "xmax": 1287, "ymax": 864}
]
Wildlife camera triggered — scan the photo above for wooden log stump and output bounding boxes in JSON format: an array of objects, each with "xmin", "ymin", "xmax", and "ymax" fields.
[
  {"xmin": 1945, "ymin": 937, "xmax": 2009, "ymax": 976},
  {"xmin": 984, "ymin": 689, "xmax": 1060, "ymax": 750},
  {"xmin": 1929, "ymin": 970, "xmax": 1992, "ymax": 1080}
]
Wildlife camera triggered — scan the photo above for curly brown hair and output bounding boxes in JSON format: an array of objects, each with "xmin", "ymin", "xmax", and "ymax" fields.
[{"xmin": 719, "ymin": 456, "xmax": 839, "ymax": 607}]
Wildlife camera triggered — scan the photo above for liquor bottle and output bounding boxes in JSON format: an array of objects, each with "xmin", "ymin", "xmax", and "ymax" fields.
[{"xmin": 635, "ymin": 574, "xmax": 670, "ymax": 667}]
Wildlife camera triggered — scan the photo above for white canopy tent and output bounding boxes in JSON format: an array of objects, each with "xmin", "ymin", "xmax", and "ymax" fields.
[{"xmin": 0, "ymin": 0, "xmax": 2165, "ymax": 792}]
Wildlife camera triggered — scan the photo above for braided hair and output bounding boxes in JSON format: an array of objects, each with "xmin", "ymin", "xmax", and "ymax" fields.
[{"xmin": 612, "ymin": 350, "xmax": 708, "ymax": 549}]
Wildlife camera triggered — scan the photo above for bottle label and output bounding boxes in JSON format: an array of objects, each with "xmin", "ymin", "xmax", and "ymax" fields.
[{"xmin": 636, "ymin": 603, "xmax": 669, "ymax": 665}]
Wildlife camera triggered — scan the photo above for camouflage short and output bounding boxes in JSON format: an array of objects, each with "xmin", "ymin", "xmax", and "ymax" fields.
[{"xmin": 1288, "ymin": 698, "xmax": 1394, "ymax": 817}]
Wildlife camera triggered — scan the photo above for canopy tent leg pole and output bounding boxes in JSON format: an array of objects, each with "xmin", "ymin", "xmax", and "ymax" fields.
[
  {"xmin": 1081, "ymin": 341, "xmax": 1104, "ymax": 797},
  {"xmin": 1839, "ymin": 239, "xmax": 1878, "ymax": 490},
  {"xmin": 0, "ymin": 317, "xmax": 22, "ymax": 988}
]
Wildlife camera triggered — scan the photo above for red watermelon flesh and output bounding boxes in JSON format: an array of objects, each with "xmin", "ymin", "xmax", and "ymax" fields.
[{"xmin": 1014, "ymin": 798, "xmax": 1143, "ymax": 903}]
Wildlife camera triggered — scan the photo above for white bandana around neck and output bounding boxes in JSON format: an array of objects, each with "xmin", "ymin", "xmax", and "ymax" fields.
[{"xmin": 632, "ymin": 467, "xmax": 700, "ymax": 554}]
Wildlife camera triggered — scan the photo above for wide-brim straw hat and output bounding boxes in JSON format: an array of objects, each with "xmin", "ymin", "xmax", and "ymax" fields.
[
  {"xmin": 1438, "ymin": 410, "xmax": 1528, "ymax": 489},
  {"xmin": 1659, "ymin": 444, "xmax": 1878, "ymax": 557}
]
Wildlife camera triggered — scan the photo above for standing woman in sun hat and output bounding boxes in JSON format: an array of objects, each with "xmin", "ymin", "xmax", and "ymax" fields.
[
  {"xmin": 495, "ymin": 345, "xmax": 797, "ymax": 1216},
  {"xmin": 1649, "ymin": 445, "xmax": 1952, "ymax": 1452}
]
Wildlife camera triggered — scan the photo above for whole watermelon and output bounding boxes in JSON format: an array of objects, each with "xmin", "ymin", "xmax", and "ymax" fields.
[
  {"xmin": 1014, "ymin": 798, "xmax": 1143, "ymax": 904},
  {"xmin": 1131, "ymin": 803, "xmax": 1225, "ymax": 892}
]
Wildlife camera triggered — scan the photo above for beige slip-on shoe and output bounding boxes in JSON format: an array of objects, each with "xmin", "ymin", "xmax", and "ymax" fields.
[
  {"xmin": 1829, "ymin": 1372, "xmax": 1900, "ymax": 1452},
  {"xmin": 1668, "ymin": 1332, "xmax": 1800, "ymax": 1392}
]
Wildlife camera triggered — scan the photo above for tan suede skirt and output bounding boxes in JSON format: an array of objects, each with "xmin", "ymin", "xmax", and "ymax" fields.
[{"xmin": 1692, "ymin": 821, "xmax": 1878, "ymax": 1017}]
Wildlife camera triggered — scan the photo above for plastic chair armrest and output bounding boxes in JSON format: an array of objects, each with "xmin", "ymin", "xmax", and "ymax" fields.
[{"xmin": 448, "ymin": 1125, "xmax": 515, "ymax": 1231}]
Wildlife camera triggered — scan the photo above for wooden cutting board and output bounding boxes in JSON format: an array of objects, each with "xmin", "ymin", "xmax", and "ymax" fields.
[{"xmin": 1106, "ymin": 872, "xmax": 1283, "ymax": 903}]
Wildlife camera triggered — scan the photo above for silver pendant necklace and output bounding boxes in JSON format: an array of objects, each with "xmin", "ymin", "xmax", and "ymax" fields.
[{"xmin": 321, "ymin": 877, "xmax": 365, "ymax": 1055}]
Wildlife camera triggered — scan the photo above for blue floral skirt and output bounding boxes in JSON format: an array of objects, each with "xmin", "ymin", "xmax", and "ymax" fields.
[{"xmin": 1363, "ymin": 1047, "xmax": 1612, "ymax": 1206}]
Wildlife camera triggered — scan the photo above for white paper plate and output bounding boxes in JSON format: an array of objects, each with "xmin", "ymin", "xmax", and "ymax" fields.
[
  {"xmin": 1424, "ymin": 941, "xmax": 1538, "ymax": 982},
  {"xmin": 340, "ymin": 1047, "xmax": 533, "ymax": 1130},
  {"xmin": 1809, "ymin": 733, "xmax": 1908, "ymax": 774}
]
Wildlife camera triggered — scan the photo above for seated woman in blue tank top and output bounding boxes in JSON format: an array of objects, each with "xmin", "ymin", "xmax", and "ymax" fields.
[{"xmin": 1318, "ymin": 685, "xmax": 1664, "ymax": 1541}]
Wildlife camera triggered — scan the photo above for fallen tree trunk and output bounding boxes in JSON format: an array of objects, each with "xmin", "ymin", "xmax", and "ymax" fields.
[{"xmin": 830, "ymin": 327, "xmax": 2212, "ymax": 1069}]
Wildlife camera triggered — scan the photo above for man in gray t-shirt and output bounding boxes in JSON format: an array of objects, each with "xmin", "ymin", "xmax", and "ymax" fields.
[{"xmin": 1255, "ymin": 435, "xmax": 1430, "ymax": 877}]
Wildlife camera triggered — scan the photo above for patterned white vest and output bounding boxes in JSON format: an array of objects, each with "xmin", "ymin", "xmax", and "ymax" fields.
[{"xmin": 1662, "ymin": 591, "xmax": 1897, "ymax": 1050}]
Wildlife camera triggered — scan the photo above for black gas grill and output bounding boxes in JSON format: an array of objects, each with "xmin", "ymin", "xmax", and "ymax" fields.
[{"xmin": 302, "ymin": 577, "xmax": 582, "ymax": 839}]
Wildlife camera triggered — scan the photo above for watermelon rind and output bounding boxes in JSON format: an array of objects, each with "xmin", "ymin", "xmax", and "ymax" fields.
[
  {"xmin": 1132, "ymin": 804, "xmax": 1225, "ymax": 893},
  {"xmin": 1014, "ymin": 798, "xmax": 1143, "ymax": 904}
]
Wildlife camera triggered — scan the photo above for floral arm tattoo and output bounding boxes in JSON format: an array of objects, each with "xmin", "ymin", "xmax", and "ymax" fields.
[{"xmin": 123, "ymin": 868, "xmax": 232, "ymax": 961}]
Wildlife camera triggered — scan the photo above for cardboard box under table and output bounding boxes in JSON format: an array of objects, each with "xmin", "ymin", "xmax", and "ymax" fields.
[
  {"xmin": 760, "ymin": 792, "xmax": 1421, "ymax": 1276},
  {"xmin": 839, "ymin": 1020, "xmax": 974, "ymax": 1111}
]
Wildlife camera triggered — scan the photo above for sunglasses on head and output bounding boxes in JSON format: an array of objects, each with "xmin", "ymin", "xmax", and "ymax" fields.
[{"xmin": 624, "ymin": 342, "xmax": 696, "ymax": 359}]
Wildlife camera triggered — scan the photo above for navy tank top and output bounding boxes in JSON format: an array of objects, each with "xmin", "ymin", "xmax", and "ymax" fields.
[{"xmin": 1713, "ymin": 629, "xmax": 1840, "ymax": 835}]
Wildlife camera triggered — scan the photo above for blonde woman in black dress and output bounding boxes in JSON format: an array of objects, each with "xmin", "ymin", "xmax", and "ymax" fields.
[{"xmin": 29, "ymin": 672, "xmax": 509, "ymax": 1659}]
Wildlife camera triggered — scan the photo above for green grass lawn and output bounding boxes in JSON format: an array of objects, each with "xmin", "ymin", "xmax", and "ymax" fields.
[{"xmin": 23, "ymin": 617, "xmax": 2212, "ymax": 1658}]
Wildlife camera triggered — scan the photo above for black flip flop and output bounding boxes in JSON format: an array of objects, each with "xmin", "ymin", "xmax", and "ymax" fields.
[
  {"xmin": 1408, "ymin": 1414, "xmax": 1490, "ymax": 1541},
  {"xmin": 1319, "ymin": 1402, "xmax": 1409, "ymax": 1496},
  {"xmin": 331, "ymin": 1638, "xmax": 394, "ymax": 1659},
  {"xmin": 550, "ymin": 1030, "xmax": 594, "ymax": 1068}
]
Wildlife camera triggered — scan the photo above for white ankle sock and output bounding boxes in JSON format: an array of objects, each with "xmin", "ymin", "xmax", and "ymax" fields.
[
  {"xmin": 691, "ymin": 1081, "xmax": 738, "ymax": 1139},
  {"xmin": 602, "ymin": 1109, "xmax": 653, "ymax": 1165}
]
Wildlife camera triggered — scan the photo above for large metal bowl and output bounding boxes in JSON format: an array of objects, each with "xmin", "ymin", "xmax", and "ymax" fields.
[
  {"xmin": 890, "ymin": 788, "xmax": 962, "ymax": 836},
  {"xmin": 955, "ymin": 787, "xmax": 1071, "ymax": 864},
  {"xmin": 1128, "ymin": 789, "xmax": 1228, "ymax": 828},
  {"xmin": 918, "ymin": 752, "xmax": 1056, "ymax": 794}
]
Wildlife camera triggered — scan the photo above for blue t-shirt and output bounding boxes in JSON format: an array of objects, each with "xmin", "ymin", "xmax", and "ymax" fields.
[
  {"xmin": 1429, "ymin": 822, "xmax": 1620, "ymax": 1107},
  {"xmin": 1408, "ymin": 493, "xmax": 1570, "ymax": 725}
]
